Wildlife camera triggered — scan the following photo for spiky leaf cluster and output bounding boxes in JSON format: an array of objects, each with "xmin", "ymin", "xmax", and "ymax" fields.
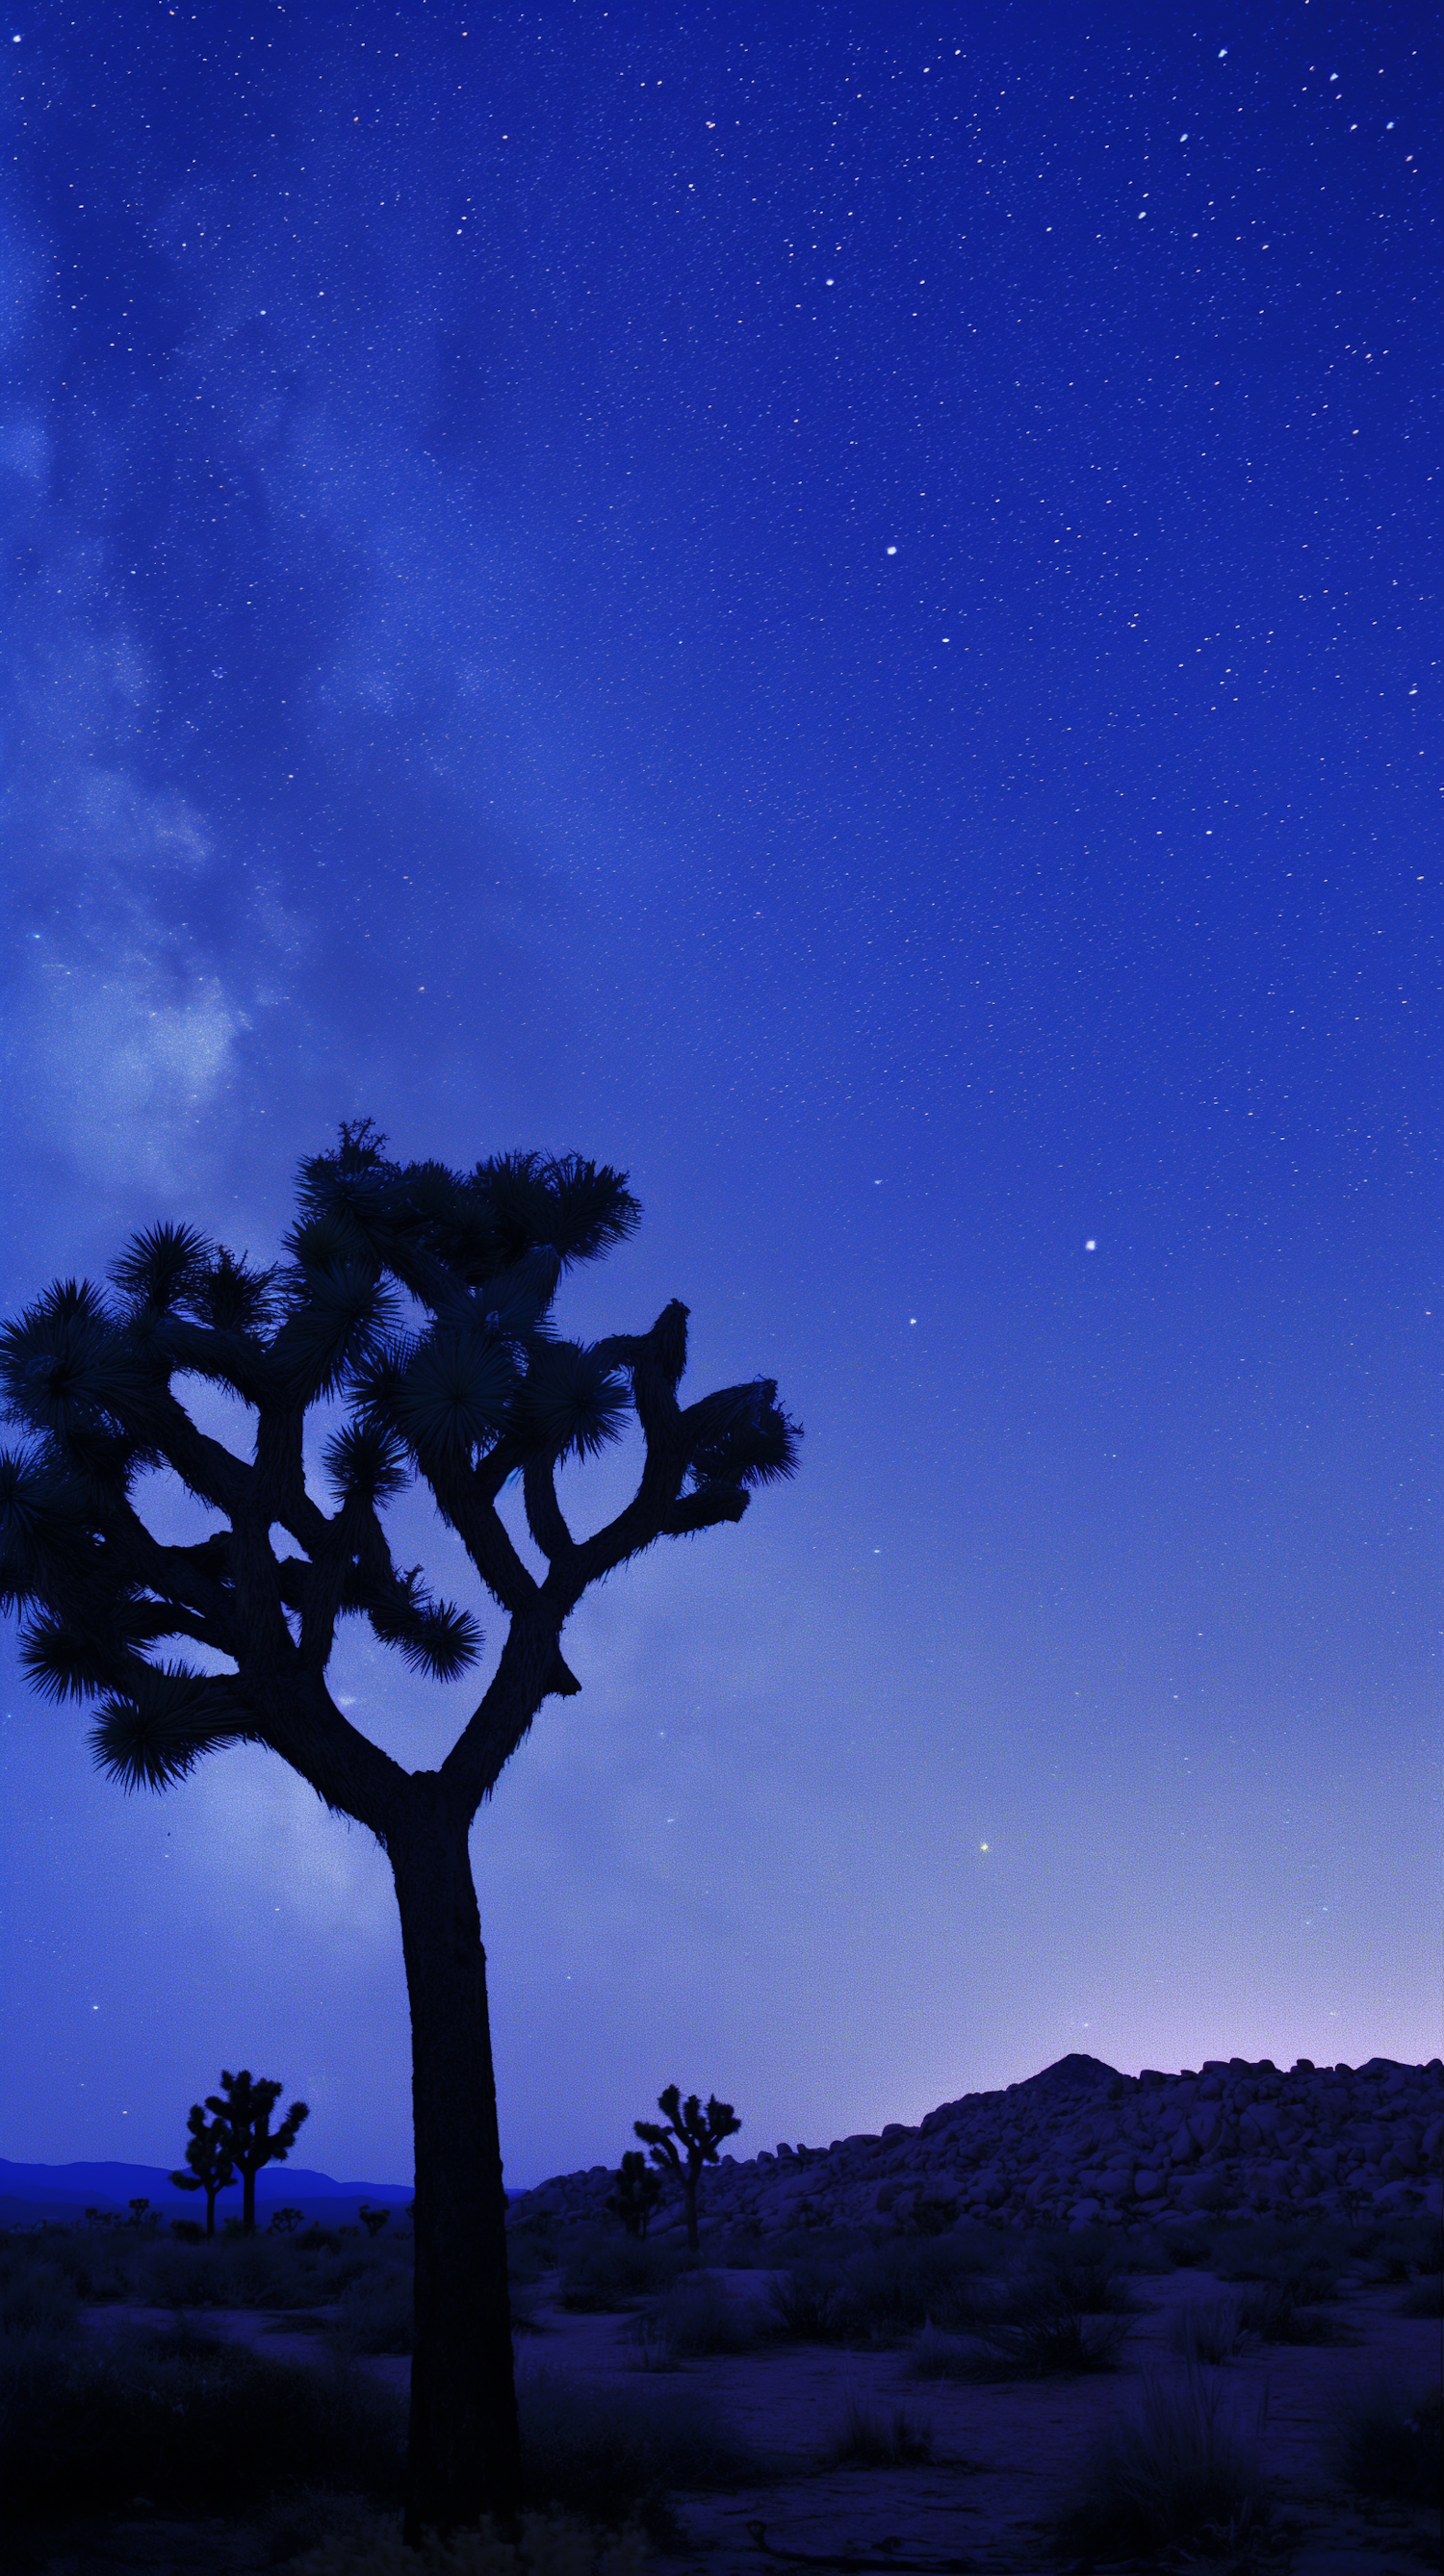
[
  {"xmin": 683, "ymin": 1380, "xmax": 801, "ymax": 1499},
  {"xmin": 369, "ymin": 1568, "xmax": 484, "ymax": 1681},
  {"xmin": 90, "ymin": 1663, "xmax": 255, "ymax": 1790}
]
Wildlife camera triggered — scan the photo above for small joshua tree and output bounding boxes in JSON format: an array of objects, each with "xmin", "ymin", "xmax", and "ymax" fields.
[
  {"xmin": 358, "ymin": 2201, "xmax": 392, "ymax": 2237},
  {"xmin": 169, "ymin": 2101, "xmax": 240, "ymax": 2237},
  {"xmin": 634, "ymin": 2085, "xmax": 741, "ymax": 2254},
  {"xmin": 606, "ymin": 2148, "xmax": 663, "ymax": 2240},
  {"xmin": 204, "ymin": 2068, "xmax": 310, "ymax": 2234},
  {"xmin": 0, "ymin": 1122, "xmax": 797, "ymax": 2538}
]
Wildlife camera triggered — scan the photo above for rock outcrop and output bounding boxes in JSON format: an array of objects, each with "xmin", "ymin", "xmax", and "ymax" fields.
[{"xmin": 508, "ymin": 2053, "xmax": 1444, "ymax": 2238}]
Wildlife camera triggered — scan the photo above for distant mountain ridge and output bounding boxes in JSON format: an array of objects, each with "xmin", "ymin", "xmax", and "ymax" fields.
[{"xmin": 0, "ymin": 2156, "xmax": 414, "ymax": 2225}]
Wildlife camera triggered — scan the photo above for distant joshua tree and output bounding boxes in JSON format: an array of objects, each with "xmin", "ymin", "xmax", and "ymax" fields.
[
  {"xmin": 203, "ymin": 2069, "xmax": 309, "ymax": 2234},
  {"xmin": 169, "ymin": 2101, "xmax": 239, "ymax": 2237},
  {"xmin": 634, "ymin": 2085, "xmax": 741, "ymax": 2253},
  {"xmin": 606, "ymin": 2148, "xmax": 663, "ymax": 2240},
  {"xmin": 0, "ymin": 1121, "xmax": 797, "ymax": 2539}
]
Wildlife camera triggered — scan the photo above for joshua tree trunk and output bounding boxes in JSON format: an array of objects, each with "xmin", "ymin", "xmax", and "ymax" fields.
[
  {"xmin": 683, "ymin": 2174, "xmax": 700, "ymax": 2254},
  {"xmin": 391, "ymin": 1779, "xmax": 520, "ymax": 2543},
  {"xmin": 204, "ymin": 2184, "xmax": 219, "ymax": 2237}
]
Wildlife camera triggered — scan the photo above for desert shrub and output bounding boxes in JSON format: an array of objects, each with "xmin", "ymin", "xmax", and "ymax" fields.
[
  {"xmin": 294, "ymin": 2508, "xmax": 649, "ymax": 2576},
  {"xmin": 1016, "ymin": 2233, "xmax": 1141, "ymax": 2315},
  {"xmin": 762, "ymin": 2261, "xmax": 853, "ymax": 2343},
  {"xmin": 507, "ymin": 2224, "xmax": 560, "ymax": 2283},
  {"xmin": 1397, "ymin": 2271, "xmax": 1443, "ymax": 2317},
  {"xmin": 981, "ymin": 2303, "xmax": 1132, "ymax": 2379},
  {"xmin": 842, "ymin": 2236, "xmax": 994, "ymax": 2341},
  {"xmin": 1327, "ymin": 2371, "xmax": 1443, "ymax": 2504},
  {"xmin": 906, "ymin": 2325, "xmax": 984, "ymax": 2383},
  {"xmin": 705, "ymin": 2230, "xmax": 770, "ymax": 2269},
  {"xmin": 906, "ymin": 2195, "xmax": 959, "ymax": 2238},
  {"xmin": 1169, "ymin": 2299, "xmax": 1250, "ymax": 2365},
  {"xmin": 625, "ymin": 2313, "xmax": 680, "ymax": 2374},
  {"xmin": 557, "ymin": 2235, "xmax": 685, "ymax": 2312},
  {"xmin": 136, "ymin": 2236, "xmax": 232, "ymax": 2307},
  {"xmin": 1324, "ymin": 2377, "xmax": 1441, "ymax": 2505},
  {"xmin": 1354, "ymin": 2214, "xmax": 1443, "ymax": 2284},
  {"xmin": 8, "ymin": 2228, "xmax": 135, "ymax": 2305},
  {"xmin": 0, "ymin": 2252, "xmax": 81, "ymax": 2338},
  {"xmin": 516, "ymin": 2364, "xmax": 768, "ymax": 2537},
  {"xmin": 220, "ymin": 2232, "xmax": 325, "ymax": 2308},
  {"xmin": 1405, "ymin": 2213, "xmax": 1443, "ymax": 2276},
  {"xmin": 332, "ymin": 2262, "xmax": 415, "ymax": 2355},
  {"xmin": 1105, "ymin": 2224, "xmax": 1175, "ymax": 2272},
  {"xmin": 1371, "ymin": 2247, "xmax": 1414, "ymax": 2283},
  {"xmin": 956, "ymin": 2288, "xmax": 1133, "ymax": 2380},
  {"xmin": 1210, "ymin": 2220, "xmax": 1340, "ymax": 2299},
  {"xmin": 626, "ymin": 2276, "xmax": 766, "ymax": 2366},
  {"xmin": 766, "ymin": 2226, "xmax": 874, "ymax": 2265},
  {"xmin": 303, "ymin": 2243, "xmax": 390, "ymax": 2302},
  {"xmin": 137, "ymin": 2230, "xmax": 300, "ymax": 2310},
  {"xmin": 1049, "ymin": 2364, "xmax": 1273, "ymax": 2559},
  {"xmin": 134, "ymin": 2229, "xmax": 373, "ymax": 2312},
  {"xmin": 817, "ymin": 2391, "xmax": 933, "ymax": 2468},
  {"xmin": 0, "ymin": 2319, "xmax": 404, "ymax": 2517},
  {"xmin": 1133, "ymin": 2219, "xmax": 1217, "ymax": 2270},
  {"xmin": 1233, "ymin": 2281, "xmax": 1358, "ymax": 2347}
]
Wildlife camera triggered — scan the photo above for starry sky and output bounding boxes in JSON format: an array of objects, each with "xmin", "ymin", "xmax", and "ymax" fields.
[{"xmin": 0, "ymin": 1, "xmax": 1436, "ymax": 2192}]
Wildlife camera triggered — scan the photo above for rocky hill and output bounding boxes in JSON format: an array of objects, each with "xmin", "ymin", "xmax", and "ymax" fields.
[{"xmin": 508, "ymin": 2052, "xmax": 1444, "ymax": 2239}]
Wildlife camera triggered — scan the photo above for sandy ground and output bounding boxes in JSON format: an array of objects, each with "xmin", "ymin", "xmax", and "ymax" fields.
[{"xmin": 18, "ymin": 2262, "xmax": 1442, "ymax": 2575}]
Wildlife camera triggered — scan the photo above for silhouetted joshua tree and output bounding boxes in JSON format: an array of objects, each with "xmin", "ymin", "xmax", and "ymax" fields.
[
  {"xmin": 606, "ymin": 2147, "xmax": 663, "ymax": 2240},
  {"xmin": 634, "ymin": 2084, "xmax": 742, "ymax": 2254},
  {"xmin": 169, "ymin": 2100, "xmax": 239, "ymax": 2237},
  {"xmin": 202, "ymin": 2068, "xmax": 309, "ymax": 2234},
  {"xmin": 0, "ymin": 1121, "xmax": 797, "ymax": 2540}
]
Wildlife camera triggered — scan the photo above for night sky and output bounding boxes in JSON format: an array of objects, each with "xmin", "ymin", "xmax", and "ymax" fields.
[{"xmin": 0, "ymin": 2, "xmax": 1435, "ymax": 2192}]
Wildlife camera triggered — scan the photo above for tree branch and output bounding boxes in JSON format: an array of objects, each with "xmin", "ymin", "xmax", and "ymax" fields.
[
  {"xmin": 540, "ymin": 1301, "xmax": 696, "ymax": 1609},
  {"xmin": 221, "ymin": 1507, "xmax": 299, "ymax": 1669},
  {"xmin": 424, "ymin": 1454, "xmax": 542, "ymax": 1618},
  {"xmin": 254, "ymin": 1401, "xmax": 318, "ymax": 1542},
  {"xmin": 100, "ymin": 1511, "xmax": 241, "ymax": 1662},
  {"xmin": 660, "ymin": 1487, "xmax": 750, "ymax": 1538},
  {"xmin": 121, "ymin": 1601, "xmax": 221, "ymax": 1652},
  {"xmin": 142, "ymin": 1387, "xmax": 254, "ymax": 1518},
  {"xmin": 522, "ymin": 1456, "xmax": 574, "ymax": 1566},
  {"xmin": 439, "ymin": 1615, "xmax": 579, "ymax": 1813},
  {"xmin": 245, "ymin": 1676, "xmax": 415, "ymax": 1842},
  {"xmin": 147, "ymin": 1317, "xmax": 284, "ymax": 1412}
]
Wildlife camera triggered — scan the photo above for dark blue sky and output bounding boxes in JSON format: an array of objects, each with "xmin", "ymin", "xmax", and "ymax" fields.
[{"xmin": 1, "ymin": 0, "xmax": 1435, "ymax": 2188}]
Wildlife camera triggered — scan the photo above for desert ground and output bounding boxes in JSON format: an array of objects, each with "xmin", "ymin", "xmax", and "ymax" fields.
[{"xmin": 10, "ymin": 2232, "xmax": 1438, "ymax": 2576}]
